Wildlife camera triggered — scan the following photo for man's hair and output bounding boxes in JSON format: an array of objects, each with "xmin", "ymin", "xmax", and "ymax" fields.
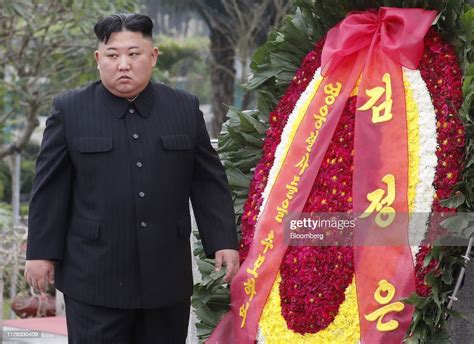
[{"xmin": 94, "ymin": 13, "xmax": 153, "ymax": 44}]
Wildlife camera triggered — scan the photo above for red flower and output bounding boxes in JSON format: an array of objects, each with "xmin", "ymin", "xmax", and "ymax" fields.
[{"xmin": 414, "ymin": 29, "xmax": 464, "ymax": 295}]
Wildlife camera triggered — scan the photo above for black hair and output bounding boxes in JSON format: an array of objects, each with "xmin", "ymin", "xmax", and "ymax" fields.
[{"xmin": 94, "ymin": 13, "xmax": 153, "ymax": 44}]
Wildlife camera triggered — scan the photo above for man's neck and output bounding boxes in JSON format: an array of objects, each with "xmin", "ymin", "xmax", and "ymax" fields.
[{"xmin": 126, "ymin": 94, "xmax": 139, "ymax": 102}]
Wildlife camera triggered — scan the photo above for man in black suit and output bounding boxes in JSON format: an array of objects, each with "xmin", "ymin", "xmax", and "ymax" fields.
[{"xmin": 24, "ymin": 13, "xmax": 239, "ymax": 343}]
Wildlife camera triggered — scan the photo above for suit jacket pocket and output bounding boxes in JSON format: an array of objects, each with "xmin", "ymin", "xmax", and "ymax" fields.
[
  {"xmin": 79, "ymin": 137, "xmax": 113, "ymax": 153},
  {"xmin": 69, "ymin": 217, "xmax": 100, "ymax": 240},
  {"xmin": 161, "ymin": 135, "xmax": 192, "ymax": 151}
]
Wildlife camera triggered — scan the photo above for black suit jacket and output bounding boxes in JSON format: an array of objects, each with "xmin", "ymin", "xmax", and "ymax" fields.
[{"xmin": 26, "ymin": 81, "xmax": 238, "ymax": 308}]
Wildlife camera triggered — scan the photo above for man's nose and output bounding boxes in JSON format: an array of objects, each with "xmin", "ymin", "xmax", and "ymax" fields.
[{"xmin": 118, "ymin": 56, "xmax": 130, "ymax": 70}]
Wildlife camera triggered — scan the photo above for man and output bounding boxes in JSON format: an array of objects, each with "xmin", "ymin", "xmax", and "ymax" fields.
[{"xmin": 24, "ymin": 13, "xmax": 239, "ymax": 343}]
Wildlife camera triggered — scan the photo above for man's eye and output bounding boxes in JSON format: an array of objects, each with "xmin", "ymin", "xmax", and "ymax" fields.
[
  {"xmin": 130, "ymin": 52, "xmax": 139, "ymax": 57},
  {"xmin": 108, "ymin": 54, "xmax": 118, "ymax": 58}
]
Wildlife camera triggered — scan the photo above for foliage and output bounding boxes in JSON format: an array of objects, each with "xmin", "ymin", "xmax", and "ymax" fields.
[
  {"xmin": 191, "ymin": 238, "xmax": 230, "ymax": 335},
  {"xmin": 0, "ymin": 204, "xmax": 30, "ymax": 312},
  {"xmin": 0, "ymin": 207, "xmax": 11, "ymax": 295},
  {"xmin": 3, "ymin": 299, "xmax": 11, "ymax": 320},
  {"xmin": 192, "ymin": 1, "xmax": 474, "ymax": 343},
  {"xmin": 0, "ymin": 142, "xmax": 41, "ymax": 203},
  {"xmin": 156, "ymin": 35, "xmax": 206, "ymax": 71},
  {"xmin": 403, "ymin": 245, "xmax": 466, "ymax": 344},
  {"xmin": 154, "ymin": 35, "xmax": 212, "ymax": 103},
  {"xmin": 0, "ymin": 0, "xmax": 139, "ymax": 159}
]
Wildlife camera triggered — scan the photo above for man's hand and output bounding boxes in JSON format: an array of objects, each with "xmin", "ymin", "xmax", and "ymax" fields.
[
  {"xmin": 24, "ymin": 260, "xmax": 55, "ymax": 293},
  {"xmin": 214, "ymin": 249, "xmax": 239, "ymax": 283}
]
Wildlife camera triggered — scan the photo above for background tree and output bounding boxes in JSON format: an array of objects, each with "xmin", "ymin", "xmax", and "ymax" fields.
[
  {"xmin": 155, "ymin": 35, "xmax": 212, "ymax": 104},
  {"xmin": 193, "ymin": 0, "xmax": 292, "ymax": 137},
  {"xmin": 0, "ymin": 0, "xmax": 138, "ymax": 160},
  {"xmin": 142, "ymin": 0, "xmax": 206, "ymax": 37}
]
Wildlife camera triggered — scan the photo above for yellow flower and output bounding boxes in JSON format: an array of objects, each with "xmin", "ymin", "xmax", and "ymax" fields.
[{"xmin": 259, "ymin": 274, "xmax": 360, "ymax": 343}]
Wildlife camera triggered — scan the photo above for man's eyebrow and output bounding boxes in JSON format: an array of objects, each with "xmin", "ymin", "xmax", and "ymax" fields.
[{"xmin": 105, "ymin": 46, "xmax": 140, "ymax": 51}]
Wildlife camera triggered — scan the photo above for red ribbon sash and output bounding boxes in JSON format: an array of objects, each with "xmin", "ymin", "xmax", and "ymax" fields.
[{"xmin": 209, "ymin": 7, "xmax": 436, "ymax": 344}]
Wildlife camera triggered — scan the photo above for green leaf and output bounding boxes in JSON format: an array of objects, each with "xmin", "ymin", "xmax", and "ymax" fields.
[
  {"xmin": 440, "ymin": 214, "xmax": 469, "ymax": 233},
  {"xmin": 194, "ymin": 304, "xmax": 219, "ymax": 326},
  {"xmin": 424, "ymin": 252, "xmax": 433, "ymax": 268},
  {"xmin": 441, "ymin": 268, "xmax": 454, "ymax": 285},
  {"xmin": 425, "ymin": 273, "xmax": 440, "ymax": 291},
  {"xmin": 404, "ymin": 293, "xmax": 429, "ymax": 308},
  {"xmin": 237, "ymin": 111, "xmax": 268, "ymax": 135},
  {"xmin": 445, "ymin": 308, "xmax": 467, "ymax": 319},
  {"xmin": 245, "ymin": 68, "xmax": 281, "ymax": 89},
  {"xmin": 196, "ymin": 259, "xmax": 216, "ymax": 274},
  {"xmin": 440, "ymin": 192, "xmax": 465, "ymax": 208},
  {"xmin": 233, "ymin": 197, "xmax": 246, "ymax": 215},
  {"xmin": 462, "ymin": 226, "xmax": 474, "ymax": 238},
  {"xmin": 226, "ymin": 167, "xmax": 251, "ymax": 189},
  {"xmin": 195, "ymin": 321, "xmax": 213, "ymax": 337},
  {"xmin": 460, "ymin": 8, "xmax": 474, "ymax": 50},
  {"xmin": 227, "ymin": 126, "xmax": 246, "ymax": 146},
  {"xmin": 239, "ymin": 132, "xmax": 264, "ymax": 147}
]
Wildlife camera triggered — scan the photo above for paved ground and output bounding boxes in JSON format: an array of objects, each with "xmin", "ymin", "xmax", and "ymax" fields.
[{"xmin": 448, "ymin": 260, "xmax": 474, "ymax": 344}]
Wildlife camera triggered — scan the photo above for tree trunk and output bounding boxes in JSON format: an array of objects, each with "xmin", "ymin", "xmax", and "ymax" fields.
[{"xmin": 209, "ymin": 28, "xmax": 235, "ymax": 138}]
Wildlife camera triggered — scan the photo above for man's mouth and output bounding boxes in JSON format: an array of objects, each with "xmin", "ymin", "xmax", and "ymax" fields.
[{"xmin": 119, "ymin": 75, "xmax": 131, "ymax": 80}]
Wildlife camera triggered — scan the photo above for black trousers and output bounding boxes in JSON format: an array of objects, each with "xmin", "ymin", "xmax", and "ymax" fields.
[{"xmin": 64, "ymin": 295, "xmax": 190, "ymax": 344}]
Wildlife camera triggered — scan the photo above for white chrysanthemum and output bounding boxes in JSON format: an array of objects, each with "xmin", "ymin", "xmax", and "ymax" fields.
[{"xmin": 404, "ymin": 67, "xmax": 438, "ymax": 260}]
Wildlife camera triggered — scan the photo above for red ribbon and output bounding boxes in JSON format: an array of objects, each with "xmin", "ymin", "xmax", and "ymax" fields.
[
  {"xmin": 209, "ymin": 7, "xmax": 436, "ymax": 344},
  {"xmin": 322, "ymin": 7, "xmax": 436, "ymax": 74},
  {"xmin": 322, "ymin": 7, "xmax": 435, "ymax": 343}
]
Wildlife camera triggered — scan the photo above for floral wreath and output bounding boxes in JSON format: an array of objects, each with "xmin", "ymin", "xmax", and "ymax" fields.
[{"xmin": 193, "ymin": 2, "xmax": 474, "ymax": 343}]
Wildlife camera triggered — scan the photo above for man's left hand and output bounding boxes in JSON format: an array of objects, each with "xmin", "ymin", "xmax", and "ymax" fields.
[{"xmin": 214, "ymin": 249, "xmax": 239, "ymax": 283}]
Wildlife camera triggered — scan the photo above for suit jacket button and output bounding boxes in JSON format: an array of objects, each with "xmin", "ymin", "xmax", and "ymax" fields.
[
  {"xmin": 132, "ymin": 133, "xmax": 139, "ymax": 140},
  {"xmin": 136, "ymin": 162, "xmax": 143, "ymax": 168},
  {"xmin": 138, "ymin": 192, "xmax": 145, "ymax": 198},
  {"xmin": 140, "ymin": 221, "xmax": 147, "ymax": 228},
  {"xmin": 129, "ymin": 108, "xmax": 136, "ymax": 114}
]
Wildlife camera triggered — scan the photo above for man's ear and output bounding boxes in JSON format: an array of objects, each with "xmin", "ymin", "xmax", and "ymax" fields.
[
  {"xmin": 95, "ymin": 50, "xmax": 100, "ymax": 64},
  {"xmin": 152, "ymin": 47, "xmax": 159, "ymax": 67}
]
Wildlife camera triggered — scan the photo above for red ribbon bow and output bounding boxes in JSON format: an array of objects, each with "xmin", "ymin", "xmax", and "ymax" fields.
[{"xmin": 322, "ymin": 7, "xmax": 436, "ymax": 74}]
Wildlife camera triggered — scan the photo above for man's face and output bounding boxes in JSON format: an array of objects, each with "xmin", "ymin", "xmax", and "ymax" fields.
[{"xmin": 95, "ymin": 30, "xmax": 158, "ymax": 99}]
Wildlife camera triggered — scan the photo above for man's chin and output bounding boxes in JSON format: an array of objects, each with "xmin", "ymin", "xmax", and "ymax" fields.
[{"xmin": 112, "ymin": 84, "xmax": 138, "ymax": 99}]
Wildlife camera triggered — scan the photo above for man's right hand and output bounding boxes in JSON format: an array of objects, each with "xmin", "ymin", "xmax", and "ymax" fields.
[{"xmin": 24, "ymin": 260, "xmax": 55, "ymax": 293}]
